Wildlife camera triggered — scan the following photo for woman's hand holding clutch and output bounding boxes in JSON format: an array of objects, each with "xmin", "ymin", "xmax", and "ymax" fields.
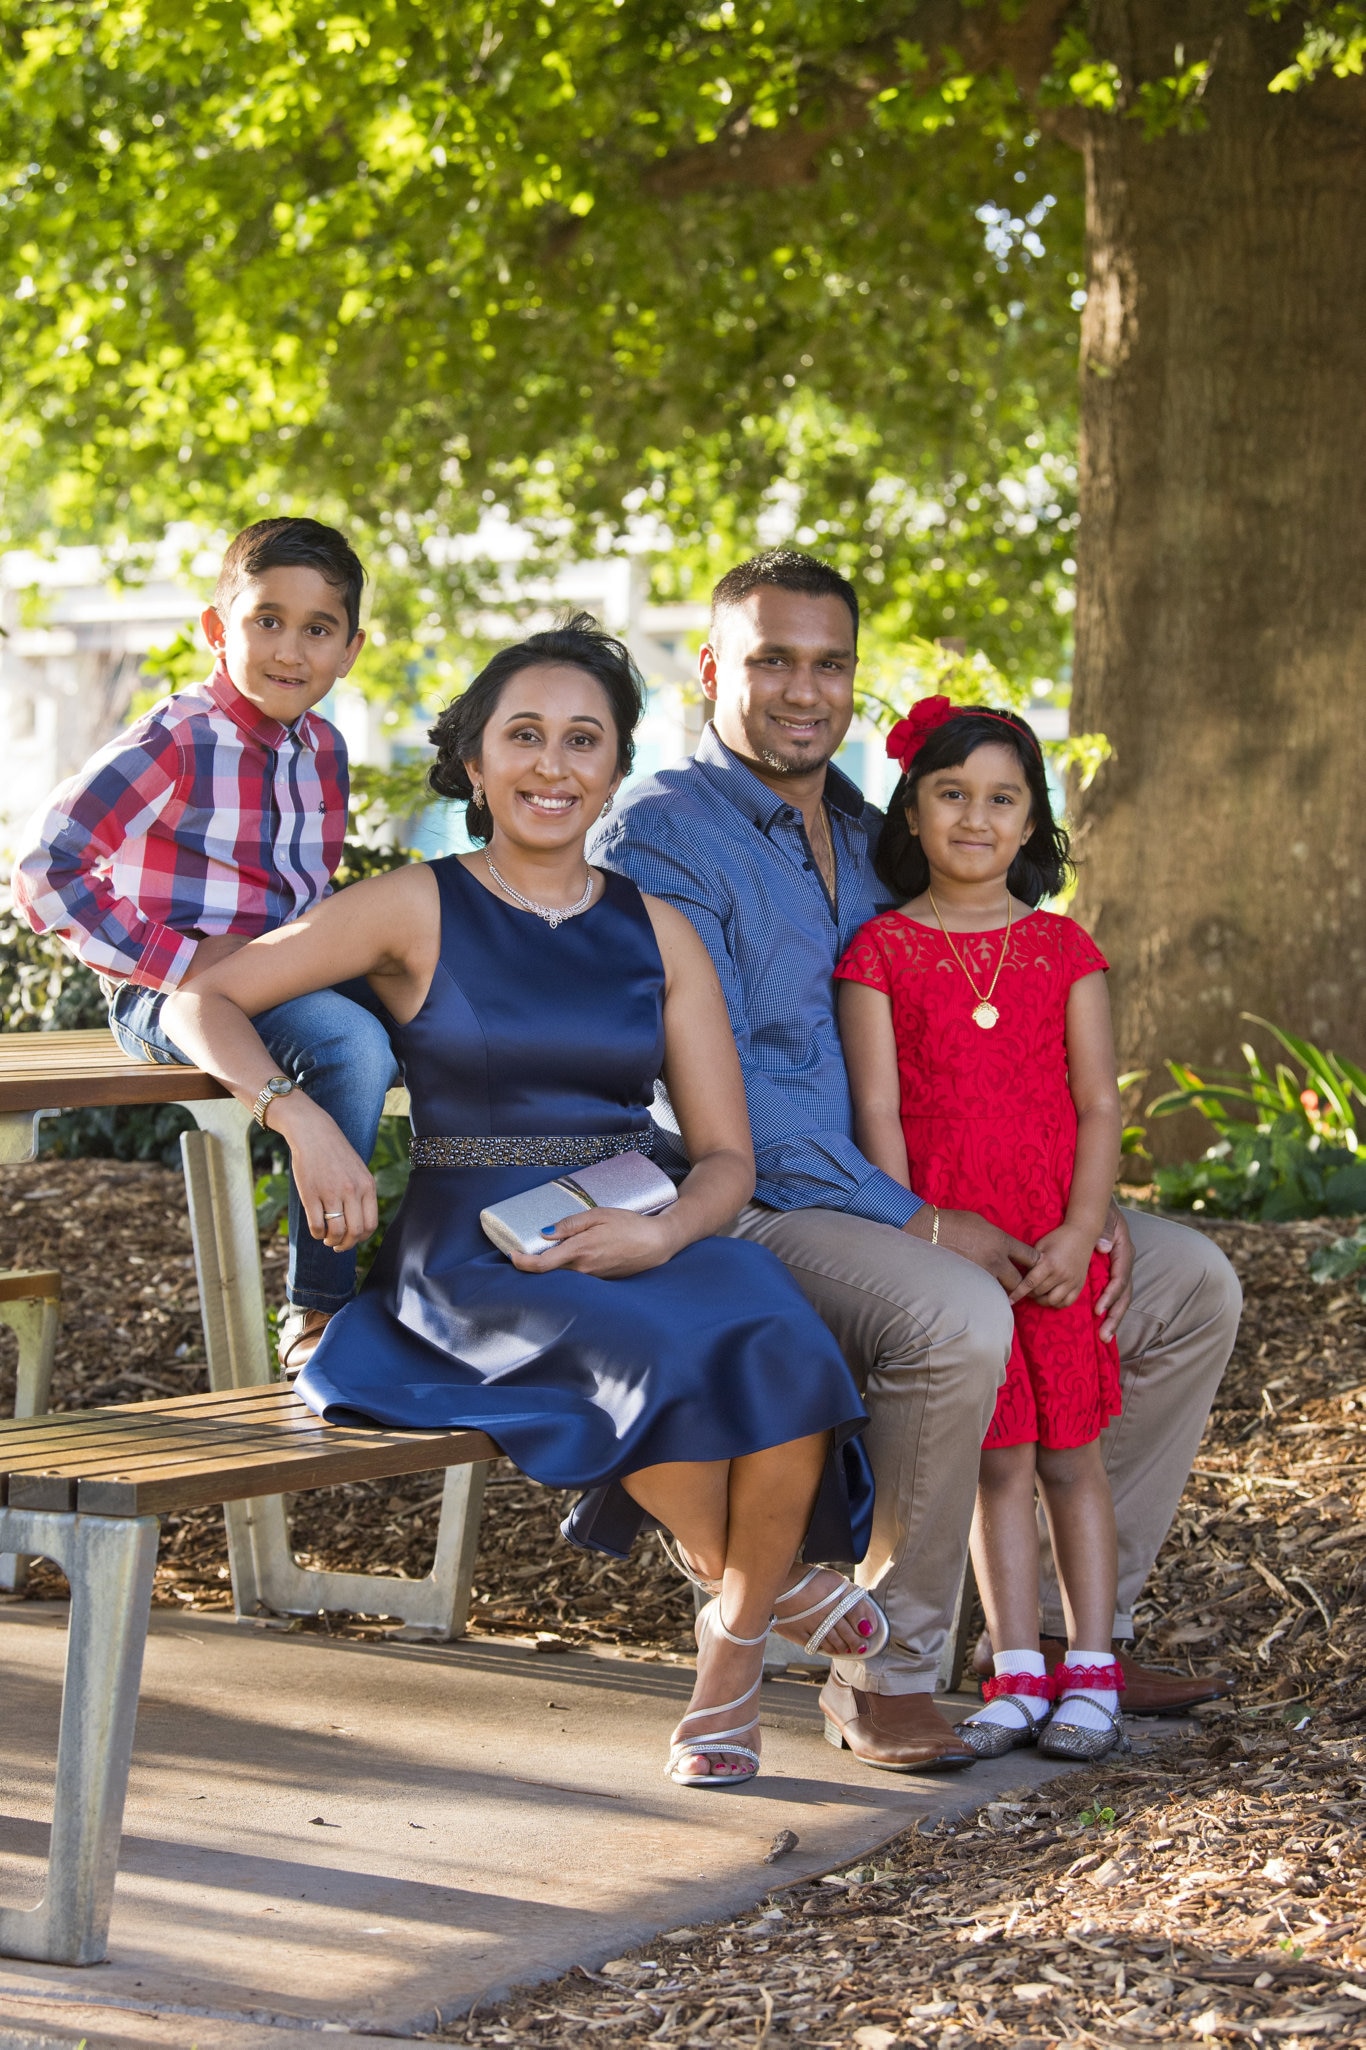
[{"xmin": 507, "ymin": 1206, "xmax": 680, "ymax": 1278}]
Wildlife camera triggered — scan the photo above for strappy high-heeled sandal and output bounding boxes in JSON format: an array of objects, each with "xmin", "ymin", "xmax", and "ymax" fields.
[
  {"xmin": 666, "ymin": 1598, "xmax": 770, "ymax": 1791},
  {"xmin": 772, "ymin": 1566, "xmax": 890, "ymax": 1659},
  {"xmin": 656, "ymin": 1531, "xmax": 719, "ymax": 1594},
  {"xmin": 657, "ymin": 1540, "xmax": 890, "ymax": 1663}
]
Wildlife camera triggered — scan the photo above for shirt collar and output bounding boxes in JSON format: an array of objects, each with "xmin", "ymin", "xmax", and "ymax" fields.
[
  {"xmin": 692, "ymin": 722, "xmax": 866, "ymax": 828},
  {"xmin": 204, "ymin": 662, "xmax": 317, "ymax": 752}
]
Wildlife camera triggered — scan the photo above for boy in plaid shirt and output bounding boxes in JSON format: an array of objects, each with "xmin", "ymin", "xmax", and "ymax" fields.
[{"xmin": 14, "ymin": 517, "xmax": 399, "ymax": 1371}]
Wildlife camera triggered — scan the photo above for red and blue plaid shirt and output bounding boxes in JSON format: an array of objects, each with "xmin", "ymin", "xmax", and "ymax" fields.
[{"xmin": 12, "ymin": 663, "xmax": 349, "ymax": 991}]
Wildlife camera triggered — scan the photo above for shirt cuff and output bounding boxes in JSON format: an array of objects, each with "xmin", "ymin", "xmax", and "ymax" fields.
[
  {"xmin": 848, "ymin": 1171, "xmax": 925, "ymax": 1230},
  {"xmin": 127, "ymin": 923, "xmax": 200, "ymax": 993}
]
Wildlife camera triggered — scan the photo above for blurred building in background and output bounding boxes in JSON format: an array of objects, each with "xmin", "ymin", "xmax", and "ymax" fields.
[{"xmin": 0, "ymin": 537, "xmax": 1052, "ymax": 861}]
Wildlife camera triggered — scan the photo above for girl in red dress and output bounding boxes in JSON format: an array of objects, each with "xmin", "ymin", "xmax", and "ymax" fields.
[{"xmin": 835, "ymin": 698, "xmax": 1128, "ymax": 1763}]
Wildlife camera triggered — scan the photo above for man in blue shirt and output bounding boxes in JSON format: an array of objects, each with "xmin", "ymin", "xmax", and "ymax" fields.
[{"xmin": 598, "ymin": 549, "xmax": 1241, "ymax": 1772}]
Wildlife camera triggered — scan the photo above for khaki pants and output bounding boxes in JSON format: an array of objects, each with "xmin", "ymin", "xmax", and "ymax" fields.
[{"xmin": 731, "ymin": 1204, "xmax": 1242, "ymax": 1694}]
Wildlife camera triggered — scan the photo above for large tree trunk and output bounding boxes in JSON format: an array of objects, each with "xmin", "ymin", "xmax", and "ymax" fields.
[{"xmin": 1068, "ymin": 4, "xmax": 1366, "ymax": 1156}]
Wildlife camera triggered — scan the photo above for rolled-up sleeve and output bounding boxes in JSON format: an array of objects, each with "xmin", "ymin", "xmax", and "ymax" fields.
[{"xmin": 12, "ymin": 730, "xmax": 198, "ymax": 990}]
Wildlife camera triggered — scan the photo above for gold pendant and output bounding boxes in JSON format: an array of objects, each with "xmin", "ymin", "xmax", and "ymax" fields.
[{"xmin": 972, "ymin": 1001, "xmax": 1000, "ymax": 1030}]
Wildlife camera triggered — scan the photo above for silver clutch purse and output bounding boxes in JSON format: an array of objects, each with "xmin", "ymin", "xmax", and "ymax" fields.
[{"xmin": 480, "ymin": 1150, "xmax": 679, "ymax": 1259}]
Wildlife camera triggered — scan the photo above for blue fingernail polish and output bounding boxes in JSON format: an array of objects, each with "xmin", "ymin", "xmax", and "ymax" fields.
[{"xmin": 541, "ymin": 1226, "xmax": 557, "ymax": 1237}]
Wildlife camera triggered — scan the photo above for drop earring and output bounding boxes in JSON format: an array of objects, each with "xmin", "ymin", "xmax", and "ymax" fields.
[
  {"xmin": 471, "ymin": 779, "xmax": 485, "ymax": 807},
  {"xmin": 600, "ymin": 793, "xmax": 614, "ymax": 817}
]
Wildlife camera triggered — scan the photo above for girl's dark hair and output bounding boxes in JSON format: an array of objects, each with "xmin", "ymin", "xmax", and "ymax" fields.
[
  {"xmin": 875, "ymin": 708, "xmax": 1072, "ymax": 907},
  {"xmin": 428, "ymin": 612, "xmax": 646, "ymax": 844}
]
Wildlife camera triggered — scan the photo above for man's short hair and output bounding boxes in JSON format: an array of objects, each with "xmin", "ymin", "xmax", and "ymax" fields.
[
  {"xmin": 215, "ymin": 518, "xmax": 367, "ymax": 639},
  {"xmin": 710, "ymin": 548, "xmax": 859, "ymax": 645}
]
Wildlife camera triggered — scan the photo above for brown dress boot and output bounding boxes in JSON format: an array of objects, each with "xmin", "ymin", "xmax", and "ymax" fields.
[{"xmin": 819, "ymin": 1678, "xmax": 976, "ymax": 1772}]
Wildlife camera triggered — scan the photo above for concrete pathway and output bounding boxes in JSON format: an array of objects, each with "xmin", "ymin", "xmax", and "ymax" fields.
[{"xmin": 0, "ymin": 1603, "xmax": 1179, "ymax": 2045}]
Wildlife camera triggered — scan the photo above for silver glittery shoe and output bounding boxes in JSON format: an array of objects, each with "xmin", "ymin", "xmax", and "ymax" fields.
[
  {"xmin": 1037, "ymin": 1701, "xmax": 1131, "ymax": 1762},
  {"xmin": 953, "ymin": 1693, "xmax": 1051, "ymax": 1759}
]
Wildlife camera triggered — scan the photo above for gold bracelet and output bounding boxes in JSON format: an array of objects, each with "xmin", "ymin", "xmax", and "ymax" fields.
[{"xmin": 930, "ymin": 1203, "xmax": 940, "ymax": 1246}]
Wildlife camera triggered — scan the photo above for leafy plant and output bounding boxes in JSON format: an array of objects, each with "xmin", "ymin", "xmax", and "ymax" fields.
[
  {"xmin": 1079, "ymin": 1804, "xmax": 1117, "ymax": 1830},
  {"xmin": 0, "ymin": 899, "xmax": 106, "ymax": 1034},
  {"xmin": 1308, "ymin": 1221, "xmax": 1366, "ymax": 1297},
  {"xmin": 1146, "ymin": 1017, "xmax": 1366, "ymax": 1221}
]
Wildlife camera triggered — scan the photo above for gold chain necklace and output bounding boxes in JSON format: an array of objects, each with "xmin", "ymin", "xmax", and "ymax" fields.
[
  {"xmin": 813, "ymin": 801, "xmax": 837, "ymax": 910},
  {"xmin": 927, "ymin": 889, "xmax": 1013, "ymax": 1030}
]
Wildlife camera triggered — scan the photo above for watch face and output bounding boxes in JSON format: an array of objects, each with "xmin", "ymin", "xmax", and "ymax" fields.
[{"xmin": 268, "ymin": 1076, "xmax": 293, "ymax": 1095}]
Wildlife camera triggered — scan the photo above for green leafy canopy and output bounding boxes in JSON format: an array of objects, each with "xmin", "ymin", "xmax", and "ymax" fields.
[{"xmin": 0, "ymin": 2, "xmax": 1356, "ymax": 693}]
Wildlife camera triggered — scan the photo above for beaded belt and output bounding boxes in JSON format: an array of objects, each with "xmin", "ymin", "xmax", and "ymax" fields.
[{"xmin": 409, "ymin": 1131, "xmax": 654, "ymax": 1170}]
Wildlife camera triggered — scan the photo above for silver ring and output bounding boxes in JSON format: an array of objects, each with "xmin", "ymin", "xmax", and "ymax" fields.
[{"xmin": 322, "ymin": 1209, "xmax": 345, "ymax": 1219}]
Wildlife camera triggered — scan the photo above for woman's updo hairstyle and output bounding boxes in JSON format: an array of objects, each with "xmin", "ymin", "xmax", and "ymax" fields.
[
  {"xmin": 875, "ymin": 707, "xmax": 1073, "ymax": 908},
  {"xmin": 428, "ymin": 611, "xmax": 646, "ymax": 845}
]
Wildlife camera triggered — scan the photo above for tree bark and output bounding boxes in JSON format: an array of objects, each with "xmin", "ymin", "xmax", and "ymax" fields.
[{"xmin": 1069, "ymin": 4, "xmax": 1366, "ymax": 1153}]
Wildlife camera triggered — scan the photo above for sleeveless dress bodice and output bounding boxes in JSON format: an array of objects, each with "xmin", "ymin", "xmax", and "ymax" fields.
[
  {"xmin": 397, "ymin": 859, "xmax": 663, "ymax": 1145},
  {"xmin": 298, "ymin": 857, "xmax": 872, "ymax": 1561}
]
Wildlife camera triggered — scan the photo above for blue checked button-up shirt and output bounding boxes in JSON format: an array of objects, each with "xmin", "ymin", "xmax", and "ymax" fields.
[{"xmin": 595, "ymin": 724, "xmax": 924, "ymax": 1225}]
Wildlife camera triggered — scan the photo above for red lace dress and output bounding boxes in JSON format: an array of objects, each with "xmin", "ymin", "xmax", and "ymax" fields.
[{"xmin": 835, "ymin": 909, "xmax": 1121, "ymax": 1450}]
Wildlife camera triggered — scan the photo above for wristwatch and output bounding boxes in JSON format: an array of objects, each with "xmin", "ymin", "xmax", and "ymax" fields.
[{"xmin": 252, "ymin": 1074, "xmax": 300, "ymax": 1129}]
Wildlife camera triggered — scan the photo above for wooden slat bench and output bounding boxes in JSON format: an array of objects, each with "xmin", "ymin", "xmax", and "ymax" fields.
[
  {"xmin": 0, "ymin": 1385, "xmax": 495, "ymax": 1967},
  {"xmin": 0, "ymin": 1030, "xmax": 488, "ymax": 1638}
]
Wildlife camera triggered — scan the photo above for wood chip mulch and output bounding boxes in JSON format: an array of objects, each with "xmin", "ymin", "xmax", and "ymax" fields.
[{"xmin": 2, "ymin": 1169, "xmax": 1364, "ymax": 2045}]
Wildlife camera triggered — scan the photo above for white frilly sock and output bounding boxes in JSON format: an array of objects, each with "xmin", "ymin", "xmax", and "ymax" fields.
[
  {"xmin": 1052, "ymin": 1647, "xmax": 1121, "ymax": 1734},
  {"xmin": 970, "ymin": 1647, "xmax": 1048, "ymax": 1730}
]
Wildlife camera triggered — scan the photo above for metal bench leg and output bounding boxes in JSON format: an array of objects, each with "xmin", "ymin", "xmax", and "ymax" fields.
[
  {"xmin": 0, "ymin": 1507, "xmax": 158, "ymax": 1965},
  {"xmin": 178, "ymin": 1107, "xmax": 284, "ymax": 1618},
  {"xmin": 179, "ymin": 1105, "xmax": 489, "ymax": 1638},
  {"xmin": 0, "ymin": 1283, "xmax": 61, "ymax": 1594}
]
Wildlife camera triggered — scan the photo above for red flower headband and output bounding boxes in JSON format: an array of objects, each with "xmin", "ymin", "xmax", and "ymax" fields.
[{"xmin": 884, "ymin": 694, "xmax": 1040, "ymax": 771}]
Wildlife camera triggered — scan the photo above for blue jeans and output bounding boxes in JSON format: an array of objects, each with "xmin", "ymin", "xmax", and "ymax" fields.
[{"xmin": 110, "ymin": 980, "xmax": 400, "ymax": 1313}]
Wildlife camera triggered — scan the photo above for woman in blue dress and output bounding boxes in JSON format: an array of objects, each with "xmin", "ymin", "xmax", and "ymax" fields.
[{"xmin": 165, "ymin": 615, "xmax": 879, "ymax": 1790}]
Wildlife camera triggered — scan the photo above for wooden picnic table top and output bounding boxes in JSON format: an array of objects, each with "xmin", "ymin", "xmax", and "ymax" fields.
[
  {"xmin": 0, "ymin": 1382, "xmax": 495, "ymax": 1517},
  {"xmin": 0, "ymin": 1028, "xmax": 227, "ymax": 1112}
]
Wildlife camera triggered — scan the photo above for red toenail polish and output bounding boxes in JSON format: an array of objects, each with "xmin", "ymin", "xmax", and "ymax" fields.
[{"xmin": 858, "ymin": 1619, "xmax": 873, "ymax": 1636}]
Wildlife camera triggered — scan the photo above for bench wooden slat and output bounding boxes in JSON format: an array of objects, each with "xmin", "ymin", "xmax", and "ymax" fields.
[
  {"xmin": 0, "ymin": 1269, "xmax": 60, "ymax": 1304},
  {"xmin": 78, "ymin": 1431, "xmax": 495, "ymax": 1515},
  {"xmin": 0, "ymin": 1381, "xmax": 311, "ymax": 1429},
  {"xmin": 0, "ymin": 1382, "xmax": 496, "ymax": 1517},
  {"xmin": 0, "ymin": 1028, "xmax": 228, "ymax": 1111},
  {"xmin": 0, "ymin": 1393, "xmax": 456, "ymax": 1469},
  {"xmin": 0, "ymin": 1393, "xmax": 305, "ymax": 1472},
  {"xmin": 5, "ymin": 1412, "xmax": 453, "ymax": 1481}
]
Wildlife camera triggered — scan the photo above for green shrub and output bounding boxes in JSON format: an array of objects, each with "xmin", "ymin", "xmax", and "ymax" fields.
[
  {"xmin": 1146, "ymin": 1017, "xmax": 1366, "ymax": 1221},
  {"xmin": 1308, "ymin": 1223, "xmax": 1366, "ymax": 1296}
]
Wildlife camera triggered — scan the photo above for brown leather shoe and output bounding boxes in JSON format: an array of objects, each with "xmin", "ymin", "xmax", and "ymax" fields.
[
  {"xmin": 277, "ymin": 1307, "xmax": 333, "ymax": 1378},
  {"xmin": 969, "ymin": 1631, "xmax": 1236, "ymax": 1712},
  {"xmin": 819, "ymin": 1678, "xmax": 976, "ymax": 1772}
]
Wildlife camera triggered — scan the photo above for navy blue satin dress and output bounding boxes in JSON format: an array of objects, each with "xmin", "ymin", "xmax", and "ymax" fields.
[{"xmin": 297, "ymin": 857, "xmax": 872, "ymax": 1561}]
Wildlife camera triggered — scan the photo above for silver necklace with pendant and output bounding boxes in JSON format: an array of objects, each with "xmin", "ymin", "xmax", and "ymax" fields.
[{"xmin": 485, "ymin": 854, "xmax": 595, "ymax": 929}]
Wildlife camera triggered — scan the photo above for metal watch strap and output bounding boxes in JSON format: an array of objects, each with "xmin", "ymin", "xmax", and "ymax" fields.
[{"xmin": 252, "ymin": 1075, "xmax": 295, "ymax": 1130}]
